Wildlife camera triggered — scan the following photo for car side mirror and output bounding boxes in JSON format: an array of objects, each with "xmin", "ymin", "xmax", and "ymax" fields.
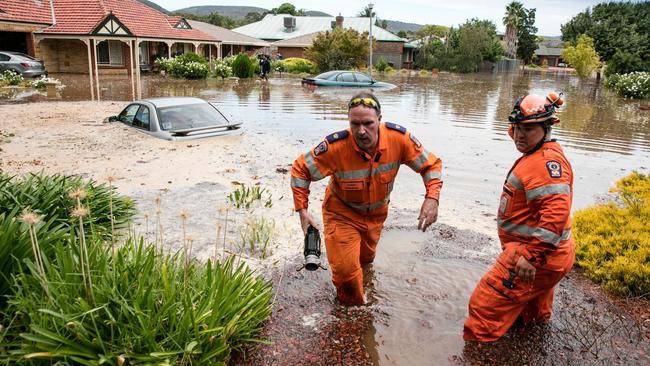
[
  {"xmin": 371, "ymin": 80, "xmax": 376, "ymax": 84},
  {"xmin": 104, "ymin": 116, "xmax": 119, "ymax": 123}
]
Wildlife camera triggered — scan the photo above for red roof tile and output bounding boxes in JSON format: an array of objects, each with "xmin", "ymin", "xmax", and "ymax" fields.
[
  {"xmin": 0, "ymin": 0, "xmax": 53, "ymax": 24},
  {"xmin": 0, "ymin": 0, "xmax": 218, "ymax": 42}
]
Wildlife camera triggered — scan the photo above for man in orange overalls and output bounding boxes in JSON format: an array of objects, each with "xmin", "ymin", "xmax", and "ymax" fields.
[
  {"xmin": 291, "ymin": 92, "xmax": 443, "ymax": 305},
  {"xmin": 463, "ymin": 92, "xmax": 575, "ymax": 341}
]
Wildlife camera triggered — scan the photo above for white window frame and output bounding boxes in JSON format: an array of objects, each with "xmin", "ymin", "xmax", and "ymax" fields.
[{"xmin": 97, "ymin": 40, "xmax": 124, "ymax": 66}]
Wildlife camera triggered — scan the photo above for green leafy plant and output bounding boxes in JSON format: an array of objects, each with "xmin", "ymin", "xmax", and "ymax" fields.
[
  {"xmin": 238, "ymin": 216, "xmax": 275, "ymax": 259},
  {"xmin": 278, "ymin": 58, "xmax": 317, "ymax": 74},
  {"xmin": 231, "ymin": 53, "xmax": 255, "ymax": 78},
  {"xmin": 271, "ymin": 60, "xmax": 288, "ymax": 74},
  {"xmin": 306, "ymin": 28, "xmax": 369, "ymax": 71},
  {"xmin": 605, "ymin": 72, "xmax": 650, "ymax": 99},
  {"xmin": 561, "ymin": 34, "xmax": 601, "ymax": 79},
  {"xmin": 573, "ymin": 171, "xmax": 650, "ymax": 297},
  {"xmin": 375, "ymin": 57, "xmax": 390, "ymax": 73},
  {"xmin": 0, "ymin": 70, "xmax": 23, "ymax": 86},
  {"xmin": 212, "ymin": 58, "xmax": 232, "ymax": 79},
  {"xmin": 0, "ymin": 173, "xmax": 135, "ymax": 301},
  {"xmin": 156, "ymin": 53, "xmax": 210, "ymax": 79},
  {"xmin": 227, "ymin": 184, "xmax": 273, "ymax": 210},
  {"xmin": 2, "ymin": 236, "xmax": 273, "ymax": 365}
]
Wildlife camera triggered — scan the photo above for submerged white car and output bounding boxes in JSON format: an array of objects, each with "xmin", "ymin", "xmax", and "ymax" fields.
[{"xmin": 106, "ymin": 97, "xmax": 242, "ymax": 140}]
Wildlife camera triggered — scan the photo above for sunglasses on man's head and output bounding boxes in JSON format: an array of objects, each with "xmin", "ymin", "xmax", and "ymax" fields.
[{"xmin": 348, "ymin": 97, "xmax": 380, "ymax": 111}]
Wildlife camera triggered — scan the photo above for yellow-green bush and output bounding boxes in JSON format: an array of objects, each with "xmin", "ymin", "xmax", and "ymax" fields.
[
  {"xmin": 573, "ymin": 171, "xmax": 650, "ymax": 297},
  {"xmin": 279, "ymin": 57, "xmax": 317, "ymax": 74}
]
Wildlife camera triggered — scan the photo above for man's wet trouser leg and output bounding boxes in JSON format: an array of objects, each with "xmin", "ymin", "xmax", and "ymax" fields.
[
  {"xmin": 323, "ymin": 208, "xmax": 385, "ymax": 305},
  {"xmin": 463, "ymin": 240, "xmax": 575, "ymax": 342}
]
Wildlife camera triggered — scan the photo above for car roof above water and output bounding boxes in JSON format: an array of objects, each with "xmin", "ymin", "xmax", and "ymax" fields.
[{"xmin": 143, "ymin": 97, "xmax": 207, "ymax": 108}]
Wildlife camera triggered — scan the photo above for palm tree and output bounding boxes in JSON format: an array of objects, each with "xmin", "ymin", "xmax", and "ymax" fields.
[
  {"xmin": 358, "ymin": 5, "xmax": 375, "ymax": 18},
  {"xmin": 503, "ymin": 1, "xmax": 524, "ymax": 59}
]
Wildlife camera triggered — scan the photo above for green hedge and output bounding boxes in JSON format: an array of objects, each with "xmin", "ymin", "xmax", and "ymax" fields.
[
  {"xmin": 605, "ymin": 72, "xmax": 650, "ymax": 99},
  {"xmin": 574, "ymin": 171, "xmax": 650, "ymax": 297}
]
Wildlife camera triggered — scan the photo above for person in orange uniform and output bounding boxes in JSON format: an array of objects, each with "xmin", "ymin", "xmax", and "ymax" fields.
[
  {"xmin": 463, "ymin": 91, "xmax": 575, "ymax": 341},
  {"xmin": 291, "ymin": 92, "xmax": 443, "ymax": 305}
]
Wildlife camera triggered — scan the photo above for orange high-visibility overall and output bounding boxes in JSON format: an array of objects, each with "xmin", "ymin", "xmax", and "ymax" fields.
[
  {"xmin": 291, "ymin": 122, "xmax": 443, "ymax": 305},
  {"xmin": 463, "ymin": 141, "xmax": 575, "ymax": 341}
]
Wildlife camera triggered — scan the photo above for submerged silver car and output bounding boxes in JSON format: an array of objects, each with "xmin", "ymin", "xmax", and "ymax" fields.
[{"xmin": 106, "ymin": 97, "xmax": 242, "ymax": 140}]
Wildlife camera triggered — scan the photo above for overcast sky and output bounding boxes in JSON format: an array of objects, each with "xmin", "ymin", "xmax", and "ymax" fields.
[{"xmin": 150, "ymin": 0, "xmax": 606, "ymax": 36}]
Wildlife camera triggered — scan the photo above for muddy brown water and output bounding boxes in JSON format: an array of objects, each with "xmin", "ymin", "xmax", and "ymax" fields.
[{"xmin": 2, "ymin": 71, "xmax": 649, "ymax": 365}]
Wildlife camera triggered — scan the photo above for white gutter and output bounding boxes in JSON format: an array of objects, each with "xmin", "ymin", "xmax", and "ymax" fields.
[{"xmin": 49, "ymin": 0, "xmax": 56, "ymax": 25}]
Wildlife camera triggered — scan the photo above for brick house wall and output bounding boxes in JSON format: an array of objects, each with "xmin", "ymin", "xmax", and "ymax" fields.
[
  {"xmin": 35, "ymin": 38, "xmax": 132, "ymax": 75},
  {"xmin": 278, "ymin": 46, "xmax": 306, "ymax": 59},
  {"xmin": 373, "ymin": 41, "xmax": 403, "ymax": 69}
]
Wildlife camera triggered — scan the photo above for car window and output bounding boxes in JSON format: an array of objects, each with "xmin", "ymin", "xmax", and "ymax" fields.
[
  {"xmin": 336, "ymin": 73, "xmax": 356, "ymax": 82},
  {"xmin": 118, "ymin": 104, "xmax": 140, "ymax": 125},
  {"xmin": 315, "ymin": 71, "xmax": 339, "ymax": 80},
  {"xmin": 132, "ymin": 106, "xmax": 150, "ymax": 130},
  {"xmin": 159, "ymin": 103, "xmax": 229, "ymax": 131},
  {"xmin": 11, "ymin": 53, "xmax": 36, "ymax": 61},
  {"xmin": 354, "ymin": 73, "xmax": 371, "ymax": 83},
  {"xmin": 0, "ymin": 54, "xmax": 10, "ymax": 62}
]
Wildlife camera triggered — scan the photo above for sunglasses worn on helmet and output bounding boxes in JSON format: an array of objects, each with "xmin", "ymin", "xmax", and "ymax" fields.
[{"xmin": 348, "ymin": 97, "xmax": 380, "ymax": 111}]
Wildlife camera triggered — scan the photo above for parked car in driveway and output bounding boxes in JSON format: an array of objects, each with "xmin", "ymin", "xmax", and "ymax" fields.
[
  {"xmin": 301, "ymin": 71, "xmax": 395, "ymax": 88},
  {"xmin": 105, "ymin": 97, "xmax": 242, "ymax": 141},
  {"xmin": 0, "ymin": 51, "xmax": 47, "ymax": 78}
]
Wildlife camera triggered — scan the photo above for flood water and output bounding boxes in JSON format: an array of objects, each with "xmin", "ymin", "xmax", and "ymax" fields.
[{"xmin": 3, "ymin": 71, "xmax": 649, "ymax": 365}]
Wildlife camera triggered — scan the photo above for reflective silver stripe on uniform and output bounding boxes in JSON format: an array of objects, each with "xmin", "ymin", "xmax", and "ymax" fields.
[
  {"xmin": 498, "ymin": 219, "xmax": 571, "ymax": 246},
  {"xmin": 335, "ymin": 161, "xmax": 400, "ymax": 180},
  {"xmin": 304, "ymin": 152, "xmax": 323, "ymax": 180},
  {"xmin": 422, "ymin": 170, "xmax": 441, "ymax": 183},
  {"xmin": 525, "ymin": 184, "xmax": 570, "ymax": 201},
  {"xmin": 290, "ymin": 177, "xmax": 311, "ymax": 188},
  {"xmin": 388, "ymin": 181, "xmax": 394, "ymax": 193},
  {"xmin": 330, "ymin": 185, "xmax": 390, "ymax": 211},
  {"xmin": 407, "ymin": 150, "xmax": 429, "ymax": 172},
  {"xmin": 507, "ymin": 173, "xmax": 524, "ymax": 190}
]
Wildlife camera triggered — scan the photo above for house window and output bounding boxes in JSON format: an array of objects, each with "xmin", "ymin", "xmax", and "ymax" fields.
[{"xmin": 97, "ymin": 40, "xmax": 123, "ymax": 66}]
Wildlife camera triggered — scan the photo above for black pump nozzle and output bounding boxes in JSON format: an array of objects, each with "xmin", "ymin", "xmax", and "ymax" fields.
[{"xmin": 297, "ymin": 225, "xmax": 327, "ymax": 271}]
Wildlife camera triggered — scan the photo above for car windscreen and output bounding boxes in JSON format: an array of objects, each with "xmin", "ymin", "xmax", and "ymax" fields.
[{"xmin": 158, "ymin": 103, "xmax": 229, "ymax": 131}]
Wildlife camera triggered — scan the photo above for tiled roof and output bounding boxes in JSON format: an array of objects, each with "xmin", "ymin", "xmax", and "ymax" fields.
[
  {"xmin": 0, "ymin": 0, "xmax": 217, "ymax": 42},
  {"xmin": 188, "ymin": 20, "xmax": 269, "ymax": 46},
  {"xmin": 0, "ymin": 0, "xmax": 53, "ymax": 24},
  {"xmin": 43, "ymin": 0, "xmax": 217, "ymax": 42},
  {"xmin": 233, "ymin": 14, "xmax": 405, "ymax": 43}
]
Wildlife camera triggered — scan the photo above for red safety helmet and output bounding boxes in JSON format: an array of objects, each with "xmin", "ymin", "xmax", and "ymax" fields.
[
  {"xmin": 509, "ymin": 91, "xmax": 563, "ymax": 124},
  {"xmin": 508, "ymin": 91, "xmax": 564, "ymax": 138}
]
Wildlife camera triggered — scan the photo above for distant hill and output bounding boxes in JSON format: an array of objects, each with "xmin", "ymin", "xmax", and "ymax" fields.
[
  {"xmin": 173, "ymin": 6, "xmax": 268, "ymax": 19},
  {"xmin": 136, "ymin": 0, "xmax": 169, "ymax": 14},
  {"xmin": 385, "ymin": 20, "xmax": 423, "ymax": 33}
]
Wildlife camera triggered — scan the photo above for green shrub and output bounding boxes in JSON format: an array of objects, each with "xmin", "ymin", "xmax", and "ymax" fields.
[
  {"xmin": 605, "ymin": 71, "xmax": 650, "ymax": 99},
  {"xmin": 231, "ymin": 53, "xmax": 255, "ymax": 78},
  {"xmin": 238, "ymin": 216, "xmax": 275, "ymax": 259},
  {"xmin": 174, "ymin": 52, "xmax": 207, "ymax": 65},
  {"xmin": 0, "ymin": 173, "xmax": 135, "ymax": 301},
  {"xmin": 156, "ymin": 53, "xmax": 210, "ymax": 79},
  {"xmin": 2, "ymin": 237, "xmax": 272, "ymax": 365},
  {"xmin": 573, "ymin": 171, "xmax": 650, "ymax": 297},
  {"xmin": 0, "ymin": 70, "xmax": 23, "ymax": 86},
  {"xmin": 281, "ymin": 58, "xmax": 317, "ymax": 74},
  {"xmin": 227, "ymin": 184, "xmax": 273, "ymax": 210},
  {"xmin": 212, "ymin": 59, "xmax": 232, "ymax": 79},
  {"xmin": 604, "ymin": 50, "xmax": 649, "ymax": 77},
  {"xmin": 272, "ymin": 60, "xmax": 288, "ymax": 73},
  {"xmin": 375, "ymin": 57, "xmax": 390, "ymax": 73}
]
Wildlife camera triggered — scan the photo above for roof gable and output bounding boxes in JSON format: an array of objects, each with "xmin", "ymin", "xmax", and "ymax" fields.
[
  {"xmin": 93, "ymin": 13, "xmax": 132, "ymax": 36},
  {"xmin": 174, "ymin": 19, "xmax": 191, "ymax": 29}
]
